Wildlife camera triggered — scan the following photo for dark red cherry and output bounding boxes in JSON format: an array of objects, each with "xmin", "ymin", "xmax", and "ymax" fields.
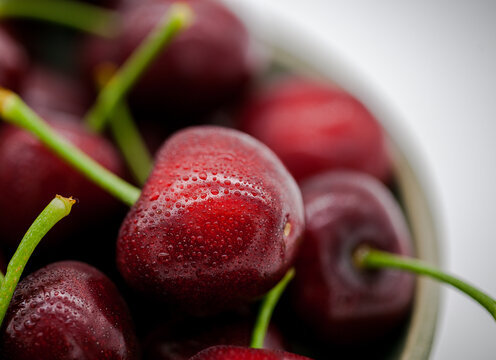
[
  {"xmin": 292, "ymin": 171, "xmax": 414, "ymax": 343},
  {"xmin": 19, "ymin": 65, "xmax": 90, "ymax": 117},
  {"xmin": 84, "ymin": 0, "xmax": 257, "ymax": 116},
  {"xmin": 1, "ymin": 261, "xmax": 139, "ymax": 360},
  {"xmin": 0, "ymin": 27, "xmax": 29, "ymax": 90},
  {"xmin": 0, "ymin": 110, "xmax": 125, "ymax": 247},
  {"xmin": 117, "ymin": 126, "xmax": 304, "ymax": 314},
  {"xmin": 239, "ymin": 77, "xmax": 391, "ymax": 182},
  {"xmin": 189, "ymin": 346, "xmax": 311, "ymax": 360},
  {"xmin": 144, "ymin": 317, "xmax": 285, "ymax": 360}
]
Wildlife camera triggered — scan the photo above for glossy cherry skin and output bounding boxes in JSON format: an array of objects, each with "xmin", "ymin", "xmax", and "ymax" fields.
[
  {"xmin": 0, "ymin": 27, "xmax": 29, "ymax": 90},
  {"xmin": 19, "ymin": 65, "xmax": 90, "ymax": 116},
  {"xmin": 84, "ymin": 0, "xmax": 256, "ymax": 116},
  {"xmin": 144, "ymin": 317, "xmax": 285, "ymax": 360},
  {"xmin": 1, "ymin": 261, "xmax": 139, "ymax": 360},
  {"xmin": 0, "ymin": 111, "xmax": 125, "ymax": 247},
  {"xmin": 292, "ymin": 171, "xmax": 414, "ymax": 343},
  {"xmin": 117, "ymin": 126, "xmax": 304, "ymax": 314},
  {"xmin": 189, "ymin": 346, "xmax": 311, "ymax": 360},
  {"xmin": 239, "ymin": 77, "xmax": 391, "ymax": 182}
]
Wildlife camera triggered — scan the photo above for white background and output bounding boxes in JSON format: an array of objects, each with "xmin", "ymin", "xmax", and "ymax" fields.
[{"xmin": 228, "ymin": 1, "xmax": 496, "ymax": 359}]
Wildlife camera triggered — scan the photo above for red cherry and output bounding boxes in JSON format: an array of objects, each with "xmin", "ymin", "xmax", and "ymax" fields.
[
  {"xmin": 189, "ymin": 346, "xmax": 312, "ymax": 360},
  {"xmin": 1, "ymin": 261, "xmax": 139, "ymax": 360},
  {"xmin": 19, "ymin": 65, "xmax": 90, "ymax": 117},
  {"xmin": 144, "ymin": 317, "xmax": 286, "ymax": 360},
  {"xmin": 0, "ymin": 27, "xmax": 29, "ymax": 90},
  {"xmin": 117, "ymin": 126, "xmax": 304, "ymax": 314},
  {"xmin": 239, "ymin": 78, "xmax": 391, "ymax": 182},
  {"xmin": 84, "ymin": 0, "xmax": 257, "ymax": 116},
  {"xmin": 0, "ymin": 110, "xmax": 125, "ymax": 247},
  {"xmin": 292, "ymin": 171, "xmax": 414, "ymax": 343}
]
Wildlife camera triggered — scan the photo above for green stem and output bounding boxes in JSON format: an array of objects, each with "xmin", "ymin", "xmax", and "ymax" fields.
[
  {"xmin": 250, "ymin": 268, "xmax": 295, "ymax": 349},
  {"xmin": 85, "ymin": 3, "xmax": 194, "ymax": 132},
  {"xmin": 0, "ymin": 89, "xmax": 141, "ymax": 206},
  {"xmin": 109, "ymin": 103, "xmax": 153, "ymax": 185},
  {"xmin": 354, "ymin": 245, "xmax": 496, "ymax": 321},
  {"xmin": 0, "ymin": 195, "xmax": 75, "ymax": 326},
  {"xmin": 95, "ymin": 63, "xmax": 153, "ymax": 185},
  {"xmin": 0, "ymin": 0, "xmax": 118, "ymax": 37}
]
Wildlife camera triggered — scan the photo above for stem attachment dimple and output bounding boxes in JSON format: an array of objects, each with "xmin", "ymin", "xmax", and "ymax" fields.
[
  {"xmin": 250, "ymin": 268, "xmax": 296, "ymax": 349},
  {"xmin": 85, "ymin": 2, "xmax": 194, "ymax": 132},
  {"xmin": 354, "ymin": 245, "xmax": 496, "ymax": 322},
  {"xmin": 0, "ymin": 0, "xmax": 119, "ymax": 37},
  {"xmin": 0, "ymin": 89, "xmax": 141, "ymax": 206},
  {"xmin": 0, "ymin": 195, "xmax": 76, "ymax": 326}
]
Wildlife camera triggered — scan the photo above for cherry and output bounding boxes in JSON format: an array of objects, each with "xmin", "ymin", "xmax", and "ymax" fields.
[
  {"xmin": 144, "ymin": 317, "xmax": 286, "ymax": 360},
  {"xmin": 19, "ymin": 65, "xmax": 90, "ymax": 117},
  {"xmin": 189, "ymin": 346, "xmax": 311, "ymax": 360},
  {"xmin": 0, "ymin": 26, "xmax": 29, "ymax": 90},
  {"xmin": 84, "ymin": 0, "xmax": 257, "ymax": 116},
  {"xmin": 239, "ymin": 77, "xmax": 391, "ymax": 182},
  {"xmin": 117, "ymin": 126, "xmax": 304, "ymax": 314},
  {"xmin": 0, "ymin": 110, "xmax": 125, "ymax": 247},
  {"xmin": 291, "ymin": 171, "xmax": 414, "ymax": 343},
  {"xmin": 0, "ymin": 261, "xmax": 139, "ymax": 359}
]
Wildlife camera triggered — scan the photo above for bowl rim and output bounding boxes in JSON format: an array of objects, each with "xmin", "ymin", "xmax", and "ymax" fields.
[{"xmin": 225, "ymin": 3, "xmax": 441, "ymax": 358}]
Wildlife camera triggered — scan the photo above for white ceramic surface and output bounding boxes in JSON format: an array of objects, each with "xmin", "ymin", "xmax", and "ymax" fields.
[{"xmin": 224, "ymin": 1, "xmax": 496, "ymax": 358}]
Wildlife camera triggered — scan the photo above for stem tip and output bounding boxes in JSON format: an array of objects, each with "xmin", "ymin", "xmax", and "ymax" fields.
[
  {"xmin": 0, "ymin": 88, "xmax": 15, "ymax": 111},
  {"xmin": 54, "ymin": 195, "xmax": 77, "ymax": 216},
  {"xmin": 171, "ymin": 3, "xmax": 195, "ymax": 27},
  {"xmin": 352, "ymin": 244, "xmax": 372, "ymax": 270}
]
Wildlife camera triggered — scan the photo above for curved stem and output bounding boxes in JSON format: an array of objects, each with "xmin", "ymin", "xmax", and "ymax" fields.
[
  {"xmin": 96, "ymin": 64, "xmax": 153, "ymax": 185},
  {"xmin": 354, "ymin": 245, "xmax": 496, "ymax": 321},
  {"xmin": 0, "ymin": 0, "xmax": 118, "ymax": 37},
  {"xmin": 0, "ymin": 89, "xmax": 141, "ymax": 206},
  {"xmin": 0, "ymin": 195, "xmax": 75, "ymax": 326},
  {"xmin": 250, "ymin": 268, "xmax": 295, "ymax": 349},
  {"xmin": 85, "ymin": 3, "xmax": 194, "ymax": 132}
]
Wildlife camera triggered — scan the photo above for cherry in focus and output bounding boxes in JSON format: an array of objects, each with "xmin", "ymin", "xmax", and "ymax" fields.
[
  {"xmin": 1, "ymin": 261, "xmax": 139, "ymax": 360},
  {"xmin": 117, "ymin": 126, "xmax": 304, "ymax": 314},
  {"xmin": 0, "ymin": 110, "xmax": 125, "ymax": 248},
  {"xmin": 292, "ymin": 171, "xmax": 414, "ymax": 343},
  {"xmin": 189, "ymin": 346, "xmax": 312, "ymax": 360},
  {"xmin": 239, "ymin": 77, "xmax": 391, "ymax": 182}
]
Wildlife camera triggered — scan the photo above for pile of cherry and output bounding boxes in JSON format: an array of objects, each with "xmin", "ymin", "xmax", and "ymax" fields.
[{"xmin": 0, "ymin": 0, "xmax": 493, "ymax": 359}]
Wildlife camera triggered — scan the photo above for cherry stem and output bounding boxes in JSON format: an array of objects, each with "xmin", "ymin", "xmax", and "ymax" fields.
[
  {"xmin": 354, "ymin": 245, "xmax": 496, "ymax": 322},
  {"xmin": 85, "ymin": 3, "xmax": 194, "ymax": 132},
  {"xmin": 251, "ymin": 268, "xmax": 295, "ymax": 349},
  {"xmin": 96, "ymin": 64, "xmax": 153, "ymax": 185},
  {"xmin": 0, "ymin": 89, "xmax": 141, "ymax": 206},
  {"xmin": 109, "ymin": 103, "xmax": 153, "ymax": 185},
  {"xmin": 0, "ymin": 0, "xmax": 118, "ymax": 37},
  {"xmin": 0, "ymin": 195, "xmax": 75, "ymax": 326}
]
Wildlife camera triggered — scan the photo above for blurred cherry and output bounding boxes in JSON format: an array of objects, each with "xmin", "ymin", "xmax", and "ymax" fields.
[
  {"xmin": 239, "ymin": 77, "xmax": 391, "ymax": 182},
  {"xmin": 0, "ymin": 110, "xmax": 125, "ymax": 248},
  {"xmin": 292, "ymin": 171, "xmax": 414, "ymax": 343}
]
